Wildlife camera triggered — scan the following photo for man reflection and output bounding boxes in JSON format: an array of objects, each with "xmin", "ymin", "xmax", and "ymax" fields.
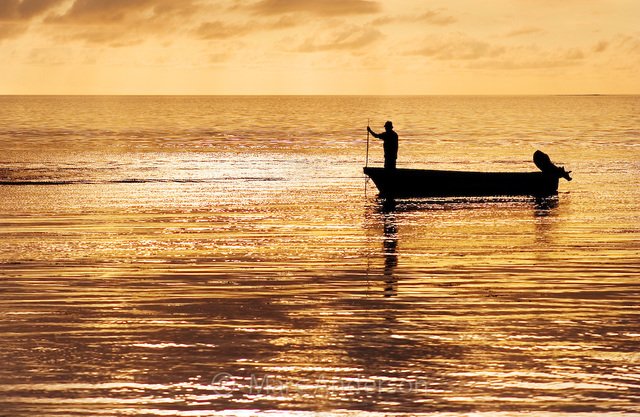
[{"xmin": 381, "ymin": 199, "xmax": 398, "ymax": 297}]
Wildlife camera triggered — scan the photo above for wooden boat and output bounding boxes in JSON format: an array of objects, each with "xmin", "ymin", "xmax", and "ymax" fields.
[{"xmin": 364, "ymin": 167, "xmax": 563, "ymax": 198}]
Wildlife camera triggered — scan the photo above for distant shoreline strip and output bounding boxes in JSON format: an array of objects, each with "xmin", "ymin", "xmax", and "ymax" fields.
[{"xmin": 0, "ymin": 177, "xmax": 285, "ymax": 185}]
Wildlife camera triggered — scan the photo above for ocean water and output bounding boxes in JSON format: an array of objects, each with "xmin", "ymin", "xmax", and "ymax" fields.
[{"xmin": 0, "ymin": 95, "xmax": 639, "ymax": 416}]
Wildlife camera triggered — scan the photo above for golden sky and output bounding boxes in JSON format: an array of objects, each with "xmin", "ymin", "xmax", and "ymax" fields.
[{"xmin": 1, "ymin": 0, "xmax": 639, "ymax": 94}]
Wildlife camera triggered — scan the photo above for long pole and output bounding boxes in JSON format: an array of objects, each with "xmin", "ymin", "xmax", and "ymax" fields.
[{"xmin": 365, "ymin": 118, "xmax": 370, "ymax": 167}]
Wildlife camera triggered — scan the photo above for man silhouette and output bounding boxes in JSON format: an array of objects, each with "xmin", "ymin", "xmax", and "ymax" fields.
[{"xmin": 367, "ymin": 121, "xmax": 398, "ymax": 170}]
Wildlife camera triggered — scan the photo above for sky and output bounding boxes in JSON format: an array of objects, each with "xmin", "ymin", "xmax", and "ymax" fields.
[{"xmin": 1, "ymin": 0, "xmax": 639, "ymax": 95}]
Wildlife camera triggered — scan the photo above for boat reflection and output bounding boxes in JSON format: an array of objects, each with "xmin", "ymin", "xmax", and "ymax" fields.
[
  {"xmin": 533, "ymin": 195, "xmax": 559, "ymax": 212},
  {"xmin": 533, "ymin": 195, "xmax": 561, "ymax": 249},
  {"xmin": 367, "ymin": 195, "xmax": 561, "ymax": 297}
]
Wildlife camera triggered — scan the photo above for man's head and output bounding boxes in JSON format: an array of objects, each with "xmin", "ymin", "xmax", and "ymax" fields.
[{"xmin": 384, "ymin": 121, "xmax": 393, "ymax": 131}]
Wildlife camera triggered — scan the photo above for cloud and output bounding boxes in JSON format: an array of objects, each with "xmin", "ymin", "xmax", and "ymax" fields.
[
  {"xmin": 42, "ymin": 0, "xmax": 310, "ymax": 46},
  {"xmin": 296, "ymin": 26, "xmax": 382, "ymax": 52},
  {"xmin": 592, "ymin": 40, "xmax": 608, "ymax": 53},
  {"xmin": 46, "ymin": 0, "xmax": 201, "ymax": 24},
  {"xmin": 589, "ymin": 35, "xmax": 639, "ymax": 56},
  {"xmin": 264, "ymin": 15, "xmax": 300, "ymax": 30},
  {"xmin": 466, "ymin": 46, "xmax": 585, "ymax": 70},
  {"xmin": 615, "ymin": 34, "xmax": 640, "ymax": 53},
  {"xmin": 504, "ymin": 26, "xmax": 543, "ymax": 37},
  {"xmin": 0, "ymin": 0, "xmax": 64, "ymax": 39},
  {"xmin": 563, "ymin": 47, "xmax": 584, "ymax": 60},
  {"xmin": 0, "ymin": 22, "xmax": 27, "ymax": 40},
  {"xmin": 371, "ymin": 8, "xmax": 457, "ymax": 27},
  {"xmin": 195, "ymin": 21, "xmax": 253, "ymax": 40},
  {"xmin": 194, "ymin": 14, "xmax": 306, "ymax": 41},
  {"xmin": 209, "ymin": 52, "xmax": 232, "ymax": 63},
  {"xmin": 59, "ymin": 28, "xmax": 147, "ymax": 47},
  {"xmin": 42, "ymin": 0, "xmax": 204, "ymax": 46},
  {"xmin": 2, "ymin": 0, "xmax": 383, "ymax": 46},
  {"xmin": 414, "ymin": 10, "xmax": 457, "ymax": 26},
  {"xmin": 410, "ymin": 34, "xmax": 505, "ymax": 60},
  {"xmin": 26, "ymin": 46, "xmax": 73, "ymax": 65},
  {"xmin": 0, "ymin": 0, "xmax": 64, "ymax": 21},
  {"xmin": 408, "ymin": 34, "xmax": 589, "ymax": 69},
  {"xmin": 468, "ymin": 59, "xmax": 575, "ymax": 70},
  {"xmin": 251, "ymin": 0, "xmax": 381, "ymax": 16}
]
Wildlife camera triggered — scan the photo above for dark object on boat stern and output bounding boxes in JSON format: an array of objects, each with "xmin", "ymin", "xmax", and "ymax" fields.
[{"xmin": 533, "ymin": 150, "xmax": 572, "ymax": 181}]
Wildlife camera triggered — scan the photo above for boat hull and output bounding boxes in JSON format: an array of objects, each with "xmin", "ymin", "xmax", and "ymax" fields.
[{"xmin": 363, "ymin": 167, "xmax": 559, "ymax": 198}]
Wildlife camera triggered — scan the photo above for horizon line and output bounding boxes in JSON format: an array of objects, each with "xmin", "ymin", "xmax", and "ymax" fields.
[{"xmin": 1, "ymin": 93, "xmax": 637, "ymax": 97}]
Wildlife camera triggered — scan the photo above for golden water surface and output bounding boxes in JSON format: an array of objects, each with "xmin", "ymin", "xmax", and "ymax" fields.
[{"xmin": 0, "ymin": 96, "xmax": 639, "ymax": 416}]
